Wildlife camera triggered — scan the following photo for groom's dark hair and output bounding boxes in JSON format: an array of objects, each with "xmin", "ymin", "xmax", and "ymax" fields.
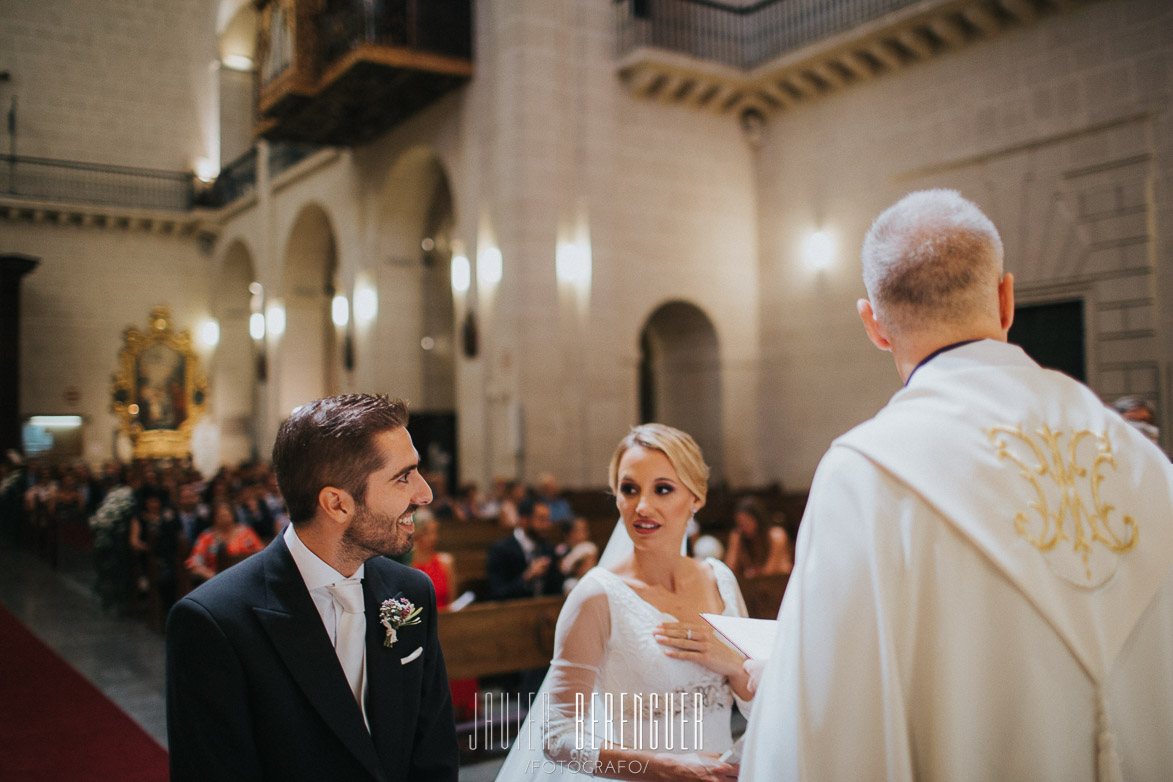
[{"xmin": 272, "ymin": 394, "xmax": 409, "ymax": 524}]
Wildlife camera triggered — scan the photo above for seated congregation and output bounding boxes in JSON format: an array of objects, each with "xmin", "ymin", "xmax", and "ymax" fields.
[{"xmin": 0, "ymin": 450, "xmax": 800, "ymax": 734}]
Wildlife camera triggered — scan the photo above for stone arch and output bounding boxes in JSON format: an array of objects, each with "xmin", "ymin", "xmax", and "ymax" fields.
[
  {"xmin": 212, "ymin": 239, "xmax": 259, "ymax": 464},
  {"xmin": 279, "ymin": 202, "xmax": 339, "ymax": 416},
  {"xmin": 638, "ymin": 300, "xmax": 725, "ymax": 481},
  {"xmin": 370, "ymin": 146, "xmax": 459, "ymax": 485}
]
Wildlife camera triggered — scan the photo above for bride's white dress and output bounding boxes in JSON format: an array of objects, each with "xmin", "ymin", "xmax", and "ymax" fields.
[{"xmin": 498, "ymin": 558, "xmax": 750, "ymax": 779}]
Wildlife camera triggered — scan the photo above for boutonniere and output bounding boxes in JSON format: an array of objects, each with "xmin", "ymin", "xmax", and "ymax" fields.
[{"xmin": 379, "ymin": 597, "xmax": 423, "ymax": 648}]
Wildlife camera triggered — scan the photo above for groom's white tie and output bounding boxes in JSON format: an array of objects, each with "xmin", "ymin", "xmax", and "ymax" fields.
[{"xmin": 327, "ymin": 578, "xmax": 367, "ymax": 722}]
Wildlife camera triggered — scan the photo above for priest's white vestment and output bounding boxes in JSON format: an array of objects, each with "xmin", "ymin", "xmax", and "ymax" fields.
[{"xmin": 741, "ymin": 339, "xmax": 1173, "ymax": 782}]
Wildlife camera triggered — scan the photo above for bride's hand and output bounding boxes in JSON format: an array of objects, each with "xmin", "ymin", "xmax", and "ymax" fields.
[
  {"xmin": 648, "ymin": 751, "xmax": 738, "ymax": 781},
  {"xmin": 654, "ymin": 621, "xmax": 745, "ymax": 680}
]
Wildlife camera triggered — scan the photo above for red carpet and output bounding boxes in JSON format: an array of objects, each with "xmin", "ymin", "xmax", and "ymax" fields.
[{"xmin": 0, "ymin": 605, "xmax": 169, "ymax": 782}]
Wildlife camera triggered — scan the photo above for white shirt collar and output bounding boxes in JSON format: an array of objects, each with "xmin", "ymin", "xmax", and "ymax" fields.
[
  {"xmin": 513, "ymin": 526, "xmax": 536, "ymax": 558},
  {"xmin": 283, "ymin": 523, "xmax": 365, "ymax": 591}
]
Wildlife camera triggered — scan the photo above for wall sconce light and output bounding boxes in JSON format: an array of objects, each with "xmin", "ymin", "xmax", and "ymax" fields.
[
  {"xmin": 331, "ymin": 295, "xmax": 349, "ymax": 328},
  {"xmin": 194, "ymin": 157, "xmax": 219, "ymax": 184},
  {"xmin": 200, "ymin": 319, "xmax": 220, "ymax": 348},
  {"xmin": 556, "ymin": 242, "xmax": 591, "ymax": 286},
  {"xmin": 478, "ymin": 247, "xmax": 502, "ymax": 286},
  {"xmin": 249, "ymin": 312, "xmax": 266, "ymax": 340},
  {"xmin": 354, "ymin": 286, "xmax": 377, "ymax": 325},
  {"xmin": 221, "ymin": 53, "xmax": 254, "ymax": 72},
  {"xmin": 249, "ymin": 312, "xmax": 267, "ymax": 381},
  {"xmin": 451, "ymin": 253, "xmax": 471, "ymax": 293},
  {"xmin": 803, "ymin": 231, "xmax": 835, "ymax": 271},
  {"xmin": 266, "ymin": 304, "xmax": 286, "ymax": 336},
  {"xmin": 332, "ymin": 294, "xmax": 354, "ymax": 371}
]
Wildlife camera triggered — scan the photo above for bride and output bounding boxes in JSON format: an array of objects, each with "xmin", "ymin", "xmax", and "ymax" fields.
[{"xmin": 496, "ymin": 424, "xmax": 752, "ymax": 781}]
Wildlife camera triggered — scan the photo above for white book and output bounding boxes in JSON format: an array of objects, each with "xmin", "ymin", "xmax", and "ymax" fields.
[{"xmin": 700, "ymin": 613, "xmax": 778, "ymax": 661}]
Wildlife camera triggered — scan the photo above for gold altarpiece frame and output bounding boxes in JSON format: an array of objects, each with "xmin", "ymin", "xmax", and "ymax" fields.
[{"xmin": 110, "ymin": 307, "xmax": 209, "ymax": 459}]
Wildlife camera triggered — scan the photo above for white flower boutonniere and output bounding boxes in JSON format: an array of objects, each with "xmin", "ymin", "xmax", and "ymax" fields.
[{"xmin": 379, "ymin": 597, "xmax": 423, "ymax": 648}]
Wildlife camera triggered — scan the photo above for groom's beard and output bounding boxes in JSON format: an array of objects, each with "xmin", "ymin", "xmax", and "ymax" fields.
[{"xmin": 342, "ymin": 502, "xmax": 419, "ymax": 560}]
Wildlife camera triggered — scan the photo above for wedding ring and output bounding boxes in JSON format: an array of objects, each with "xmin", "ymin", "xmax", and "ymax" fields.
[{"xmin": 686, "ymin": 629, "xmax": 692, "ymax": 641}]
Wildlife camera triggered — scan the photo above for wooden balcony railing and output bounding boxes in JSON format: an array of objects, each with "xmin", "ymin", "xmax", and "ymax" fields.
[
  {"xmin": 255, "ymin": 0, "xmax": 473, "ymax": 145},
  {"xmin": 316, "ymin": 0, "xmax": 472, "ymax": 67}
]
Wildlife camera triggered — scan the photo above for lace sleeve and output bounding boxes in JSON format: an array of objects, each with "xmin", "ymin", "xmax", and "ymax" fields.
[
  {"xmin": 709, "ymin": 558, "xmax": 754, "ymax": 717},
  {"xmin": 540, "ymin": 574, "xmax": 611, "ymax": 771}
]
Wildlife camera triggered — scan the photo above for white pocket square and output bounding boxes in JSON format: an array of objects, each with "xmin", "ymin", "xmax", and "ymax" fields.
[{"xmin": 400, "ymin": 646, "xmax": 423, "ymax": 665}]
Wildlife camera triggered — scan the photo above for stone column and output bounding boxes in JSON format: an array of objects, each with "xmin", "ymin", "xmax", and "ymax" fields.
[{"xmin": 0, "ymin": 254, "xmax": 39, "ymax": 456}]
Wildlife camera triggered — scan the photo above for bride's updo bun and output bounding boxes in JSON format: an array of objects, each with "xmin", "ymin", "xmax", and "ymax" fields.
[{"xmin": 608, "ymin": 423, "xmax": 709, "ymax": 504}]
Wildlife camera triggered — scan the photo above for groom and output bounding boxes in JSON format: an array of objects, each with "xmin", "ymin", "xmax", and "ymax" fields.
[{"xmin": 166, "ymin": 395, "xmax": 459, "ymax": 781}]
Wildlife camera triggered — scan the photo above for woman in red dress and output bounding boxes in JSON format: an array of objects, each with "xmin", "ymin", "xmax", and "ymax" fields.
[
  {"xmin": 185, "ymin": 501, "xmax": 264, "ymax": 583},
  {"xmin": 412, "ymin": 515, "xmax": 478, "ymax": 721}
]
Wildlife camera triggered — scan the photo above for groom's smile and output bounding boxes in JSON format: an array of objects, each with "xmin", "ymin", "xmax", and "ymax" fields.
[{"xmin": 343, "ymin": 428, "xmax": 433, "ymax": 559}]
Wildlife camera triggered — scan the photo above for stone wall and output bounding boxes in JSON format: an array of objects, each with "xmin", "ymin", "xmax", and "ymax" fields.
[
  {"xmin": 0, "ymin": 0, "xmax": 219, "ymax": 170},
  {"xmin": 756, "ymin": 0, "xmax": 1173, "ymax": 487}
]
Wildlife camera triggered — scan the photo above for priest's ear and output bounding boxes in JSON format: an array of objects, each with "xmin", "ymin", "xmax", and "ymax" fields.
[
  {"xmin": 317, "ymin": 485, "xmax": 356, "ymax": 527},
  {"xmin": 997, "ymin": 272, "xmax": 1016, "ymax": 336},
  {"xmin": 857, "ymin": 298, "xmax": 893, "ymax": 352}
]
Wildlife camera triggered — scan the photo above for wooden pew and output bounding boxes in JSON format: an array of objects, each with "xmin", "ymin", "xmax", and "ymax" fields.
[
  {"xmin": 438, "ymin": 518, "xmax": 509, "ymax": 551},
  {"xmin": 438, "ymin": 595, "xmax": 565, "ymax": 680},
  {"xmin": 436, "ymin": 519, "xmax": 505, "ymax": 595},
  {"xmin": 449, "ymin": 549, "xmax": 487, "ymax": 594}
]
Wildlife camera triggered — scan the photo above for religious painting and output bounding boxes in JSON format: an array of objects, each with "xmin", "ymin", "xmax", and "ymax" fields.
[
  {"xmin": 111, "ymin": 306, "xmax": 209, "ymax": 459},
  {"xmin": 136, "ymin": 342, "xmax": 188, "ymax": 431}
]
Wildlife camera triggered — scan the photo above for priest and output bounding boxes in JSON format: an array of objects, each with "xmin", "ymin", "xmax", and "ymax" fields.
[{"xmin": 740, "ymin": 189, "xmax": 1173, "ymax": 781}]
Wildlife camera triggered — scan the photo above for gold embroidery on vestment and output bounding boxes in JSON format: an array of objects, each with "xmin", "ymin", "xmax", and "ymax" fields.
[{"xmin": 987, "ymin": 424, "xmax": 1138, "ymax": 583}]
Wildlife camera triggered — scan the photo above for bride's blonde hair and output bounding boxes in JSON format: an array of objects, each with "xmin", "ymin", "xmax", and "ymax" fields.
[{"xmin": 607, "ymin": 423, "xmax": 709, "ymax": 504}]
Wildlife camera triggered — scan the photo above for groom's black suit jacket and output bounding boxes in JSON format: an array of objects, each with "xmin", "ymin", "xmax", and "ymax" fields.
[{"xmin": 165, "ymin": 535, "xmax": 458, "ymax": 782}]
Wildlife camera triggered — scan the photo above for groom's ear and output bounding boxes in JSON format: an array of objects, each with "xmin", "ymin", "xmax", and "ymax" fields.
[{"xmin": 317, "ymin": 485, "xmax": 356, "ymax": 526}]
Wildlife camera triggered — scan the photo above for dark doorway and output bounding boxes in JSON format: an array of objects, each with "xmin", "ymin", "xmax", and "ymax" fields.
[
  {"xmin": 637, "ymin": 301, "xmax": 724, "ymax": 481},
  {"xmin": 407, "ymin": 411, "xmax": 458, "ymax": 497},
  {"xmin": 638, "ymin": 330, "xmax": 655, "ymax": 423},
  {"xmin": 1009, "ymin": 299, "xmax": 1086, "ymax": 382}
]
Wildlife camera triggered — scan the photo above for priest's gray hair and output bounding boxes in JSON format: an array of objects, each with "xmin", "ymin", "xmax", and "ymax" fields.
[{"xmin": 862, "ymin": 189, "xmax": 1004, "ymax": 336}]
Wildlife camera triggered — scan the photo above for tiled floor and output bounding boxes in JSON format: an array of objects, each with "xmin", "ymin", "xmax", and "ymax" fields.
[{"xmin": 0, "ymin": 541, "xmax": 504, "ymax": 781}]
